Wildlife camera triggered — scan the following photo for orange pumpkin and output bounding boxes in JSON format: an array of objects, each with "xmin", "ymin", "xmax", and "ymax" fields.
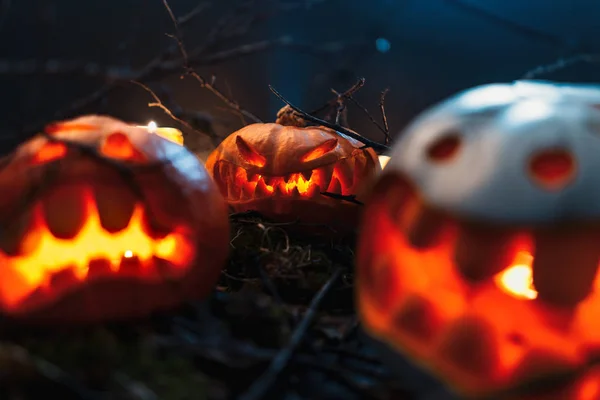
[
  {"xmin": 0, "ymin": 115, "xmax": 230, "ymax": 323},
  {"xmin": 356, "ymin": 82, "xmax": 600, "ymax": 399},
  {"xmin": 205, "ymin": 111, "xmax": 380, "ymax": 233}
]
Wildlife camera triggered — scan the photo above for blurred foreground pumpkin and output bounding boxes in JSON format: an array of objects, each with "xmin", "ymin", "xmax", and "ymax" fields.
[
  {"xmin": 205, "ymin": 107, "xmax": 380, "ymax": 234},
  {"xmin": 0, "ymin": 115, "xmax": 230, "ymax": 323},
  {"xmin": 356, "ymin": 81, "xmax": 600, "ymax": 399}
]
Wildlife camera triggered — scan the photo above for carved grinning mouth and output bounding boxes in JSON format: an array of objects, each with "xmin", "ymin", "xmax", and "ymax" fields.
[
  {"xmin": 0, "ymin": 185, "xmax": 195, "ymax": 310},
  {"xmin": 358, "ymin": 172, "xmax": 600, "ymax": 394},
  {"xmin": 213, "ymin": 158, "xmax": 366, "ymax": 203}
]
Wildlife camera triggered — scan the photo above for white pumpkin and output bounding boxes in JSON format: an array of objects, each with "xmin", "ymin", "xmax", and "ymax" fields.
[{"xmin": 387, "ymin": 80, "xmax": 600, "ymax": 222}]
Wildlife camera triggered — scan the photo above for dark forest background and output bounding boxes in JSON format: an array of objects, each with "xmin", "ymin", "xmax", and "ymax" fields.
[{"xmin": 1, "ymin": 0, "xmax": 600, "ymax": 159}]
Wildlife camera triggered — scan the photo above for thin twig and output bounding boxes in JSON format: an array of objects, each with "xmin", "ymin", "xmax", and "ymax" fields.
[
  {"xmin": 379, "ymin": 89, "xmax": 391, "ymax": 145},
  {"xmin": 161, "ymin": 0, "xmax": 189, "ymax": 64},
  {"xmin": 311, "ymin": 77, "xmax": 366, "ymax": 115},
  {"xmin": 239, "ymin": 267, "xmax": 343, "ymax": 400},
  {"xmin": 131, "ymin": 80, "xmax": 195, "ymax": 131},
  {"xmin": 320, "ymin": 192, "xmax": 364, "ymax": 205},
  {"xmin": 522, "ymin": 53, "xmax": 600, "ymax": 79},
  {"xmin": 269, "ymin": 85, "xmax": 390, "ymax": 153},
  {"xmin": 161, "ymin": 0, "xmax": 262, "ymax": 124}
]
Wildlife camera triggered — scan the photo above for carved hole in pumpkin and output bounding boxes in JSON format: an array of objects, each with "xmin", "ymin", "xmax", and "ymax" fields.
[
  {"xmin": 425, "ymin": 133, "xmax": 461, "ymax": 162},
  {"xmin": 235, "ymin": 136, "xmax": 266, "ymax": 167},
  {"xmin": 528, "ymin": 148, "xmax": 576, "ymax": 190},
  {"xmin": 0, "ymin": 186, "xmax": 195, "ymax": 308},
  {"xmin": 32, "ymin": 141, "xmax": 68, "ymax": 164},
  {"xmin": 101, "ymin": 132, "xmax": 146, "ymax": 161},
  {"xmin": 300, "ymin": 138, "xmax": 339, "ymax": 162}
]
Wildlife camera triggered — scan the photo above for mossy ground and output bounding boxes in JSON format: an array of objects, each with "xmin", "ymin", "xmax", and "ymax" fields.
[{"xmin": 0, "ymin": 213, "xmax": 404, "ymax": 400}]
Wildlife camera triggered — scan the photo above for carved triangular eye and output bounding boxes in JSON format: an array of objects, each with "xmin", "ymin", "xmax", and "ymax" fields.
[
  {"xmin": 236, "ymin": 136, "xmax": 266, "ymax": 167},
  {"xmin": 300, "ymin": 138, "xmax": 338, "ymax": 162},
  {"xmin": 101, "ymin": 132, "xmax": 147, "ymax": 162}
]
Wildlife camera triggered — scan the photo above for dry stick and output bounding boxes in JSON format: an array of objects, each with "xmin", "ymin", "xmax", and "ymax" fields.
[
  {"xmin": 379, "ymin": 88, "xmax": 391, "ymax": 145},
  {"xmin": 269, "ymin": 85, "xmax": 390, "ymax": 153},
  {"xmin": 239, "ymin": 267, "xmax": 343, "ymax": 400},
  {"xmin": 341, "ymin": 94, "xmax": 384, "ymax": 132},
  {"xmin": 310, "ymin": 77, "xmax": 366, "ymax": 115},
  {"xmin": 319, "ymin": 78, "xmax": 391, "ymax": 145},
  {"xmin": 161, "ymin": 0, "xmax": 262, "ymax": 124},
  {"xmin": 131, "ymin": 80, "xmax": 223, "ymax": 146},
  {"xmin": 320, "ymin": 191, "xmax": 363, "ymax": 205},
  {"xmin": 131, "ymin": 80, "xmax": 195, "ymax": 131}
]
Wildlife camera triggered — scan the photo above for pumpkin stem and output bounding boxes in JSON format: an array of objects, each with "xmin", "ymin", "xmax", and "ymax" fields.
[{"xmin": 275, "ymin": 105, "xmax": 308, "ymax": 127}]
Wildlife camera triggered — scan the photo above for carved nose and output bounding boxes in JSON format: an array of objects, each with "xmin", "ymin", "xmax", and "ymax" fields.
[{"xmin": 528, "ymin": 148, "xmax": 576, "ymax": 190}]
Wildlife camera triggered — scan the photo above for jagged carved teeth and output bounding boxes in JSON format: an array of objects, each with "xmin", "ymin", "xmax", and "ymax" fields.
[
  {"xmin": 0, "ymin": 185, "xmax": 193, "ymax": 306},
  {"xmin": 220, "ymin": 163, "xmax": 341, "ymax": 201},
  {"xmin": 388, "ymin": 173, "xmax": 600, "ymax": 307}
]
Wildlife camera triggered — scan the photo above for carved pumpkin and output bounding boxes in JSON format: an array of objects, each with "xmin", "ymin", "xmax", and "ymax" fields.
[
  {"xmin": 205, "ymin": 110, "xmax": 380, "ymax": 232},
  {"xmin": 0, "ymin": 115, "xmax": 230, "ymax": 323},
  {"xmin": 356, "ymin": 81, "xmax": 600, "ymax": 398}
]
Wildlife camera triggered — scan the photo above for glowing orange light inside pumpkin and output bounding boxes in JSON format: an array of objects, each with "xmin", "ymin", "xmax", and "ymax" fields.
[
  {"xmin": 300, "ymin": 138, "xmax": 338, "ymax": 162},
  {"xmin": 235, "ymin": 136, "xmax": 267, "ymax": 167},
  {"xmin": 33, "ymin": 142, "xmax": 68, "ymax": 164},
  {"xmin": 529, "ymin": 148, "xmax": 576, "ymax": 189},
  {"xmin": 45, "ymin": 122, "xmax": 96, "ymax": 135},
  {"xmin": 426, "ymin": 134, "xmax": 461, "ymax": 162},
  {"xmin": 578, "ymin": 371, "xmax": 600, "ymax": 400},
  {"xmin": 243, "ymin": 172, "xmax": 316, "ymax": 196},
  {"xmin": 1, "ymin": 187, "xmax": 193, "ymax": 308},
  {"xmin": 101, "ymin": 132, "xmax": 146, "ymax": 161},
  {"xmin": 495, "ymin": 251, "xmax": 537, "ymax": 300}
]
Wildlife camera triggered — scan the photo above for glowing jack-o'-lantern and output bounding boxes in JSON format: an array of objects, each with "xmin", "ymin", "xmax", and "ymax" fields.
[
  {"xmin": 0, "ymin": 115, "xmax": 229, "ymax": 323},
  {"xmin": 205, "ymin": 108, "xmax": 380, "ymax": 232},
  {"xmin": 356, "ymin": 81, "xmax": 600, "ymax": 398}
]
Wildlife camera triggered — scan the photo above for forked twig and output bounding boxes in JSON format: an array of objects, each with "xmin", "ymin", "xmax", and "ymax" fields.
[
  {"xmin": 131, "ymin": 80, "xmax": 195, "ymax": 132},
  {"xmin": 269, "ymin": 85, "xmax": 390, "ymax": 153},
  {"xmin": 161, "ymin": 0, "xmax": 262, "ymax": 125}
]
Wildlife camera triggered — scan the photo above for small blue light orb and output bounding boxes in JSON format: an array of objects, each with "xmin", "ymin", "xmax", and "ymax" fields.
[{"xmin": 375, "ymin": 37, "xmax": 391, "ymax": 53}]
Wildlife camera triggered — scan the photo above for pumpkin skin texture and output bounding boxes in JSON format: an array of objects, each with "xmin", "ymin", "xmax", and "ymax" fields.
[
  {"xmin": 356, "ymin": 81, "xmax": 600, "ymax": 398},
  {"xmin": 0, "ymin": 115, "xmax": 230, "ymax": 323},
  {"xmin": 205, "ymin": 122, "xmax": 380, "ymax": 233}
]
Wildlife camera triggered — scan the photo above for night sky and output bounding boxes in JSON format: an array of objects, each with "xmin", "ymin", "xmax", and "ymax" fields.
[{"xmin": 1, "ymin": 0, "xmax": 599, "ymax": 156}]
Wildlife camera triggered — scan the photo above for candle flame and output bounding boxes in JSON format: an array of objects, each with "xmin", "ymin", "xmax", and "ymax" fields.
[
  {"xmin": 379, "ymin": 155, "xmax": 391, "ymax": 169},
  {"xmin": 147, "ymin": 121, "xmax": 158, "ymax": 133},
  {"xmin": 137, "ymin": 121, "xmax": 184, "ymax": 145}
]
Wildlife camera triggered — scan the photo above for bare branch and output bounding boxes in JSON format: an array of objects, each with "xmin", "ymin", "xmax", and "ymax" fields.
[
  {"xmin": 269, "ymin": 85, "xmax": 390, "ymax": 153},
  {"xmin": 239, "ymin": 267, "xmax": 343, "ymax": 400},
  {"xmin": 160, "ymin": 0, "xmax": 262, "ymax": 124},
  {"xmin": 379, "ymin": 89, "xmax": 391, "ymax": 145},
  {"xmin": 131, "ymin": 81, "xmax": 194, "ymax": 131},
  {"xmin": 131, "ymin": 81, "xmax": 222, "ymax": 147},
  {"xmin": 522, "ymin": 53, "xmax": 600, "ymax": 79},
  {"xmin": 161, "ymin": 0, "xmax": 190, "ymax": 65}
]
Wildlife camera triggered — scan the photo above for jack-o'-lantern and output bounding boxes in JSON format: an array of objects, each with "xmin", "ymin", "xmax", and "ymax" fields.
[
  {"xmin": 205, "ymin": 107, "xmax": 380, "ymax": 233},
  {"xmin": 0, "ymin": 115, "xmax": 229, "ymax": 323},
  {"xmin": 356, "ymin": 81, "xmax": 600, "ymax": 399}
]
